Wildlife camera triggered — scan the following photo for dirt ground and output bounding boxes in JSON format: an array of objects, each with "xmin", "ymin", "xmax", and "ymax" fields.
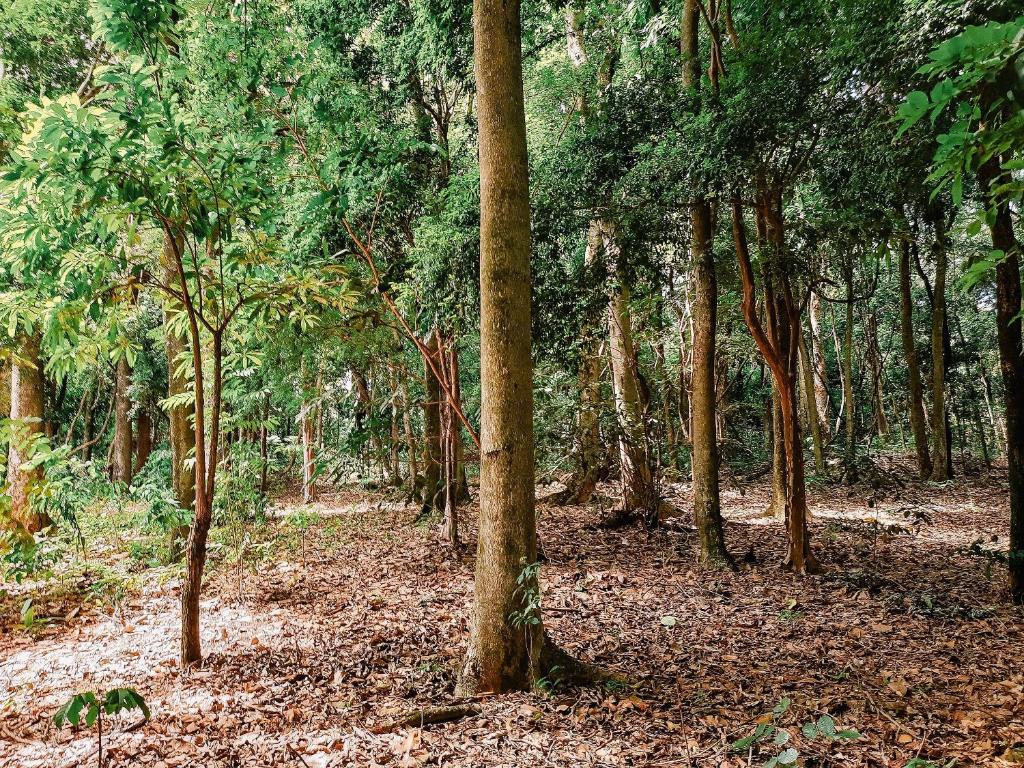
[{"xmin": 2, "ymin": 463, "xmax": 1022, "ymax": 767}]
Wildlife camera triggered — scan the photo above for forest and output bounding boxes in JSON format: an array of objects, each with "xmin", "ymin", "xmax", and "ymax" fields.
[{"xmin": 0, "ymin": 0, "xmax": 1022, "ymax": 765}]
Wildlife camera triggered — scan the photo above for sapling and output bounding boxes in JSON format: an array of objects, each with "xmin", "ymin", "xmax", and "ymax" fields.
[{"xmin": 54, "ymin": 687, "xmax": 150, "ymax": 767}]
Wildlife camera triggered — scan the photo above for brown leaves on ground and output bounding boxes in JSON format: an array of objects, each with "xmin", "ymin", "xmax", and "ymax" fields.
[{"xmin": 1, "ymin": 463, "xmax": 1023, "ymax": 766}]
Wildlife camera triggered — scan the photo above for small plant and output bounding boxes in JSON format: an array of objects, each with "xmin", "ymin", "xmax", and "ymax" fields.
[
  {"xmin": 54, "ymin": 688, "xmax": 150, "ymax": 767},
  {"xmin": 731, "ymin": 699, "xmax": 859, "ymax": 767},
  {"xmin": 509, "ymin": 559, "xmax": 542, "ymax": 629},
  {"xmin": 19, "ymin": 597, "xmax": 49, "ymax": 632}
]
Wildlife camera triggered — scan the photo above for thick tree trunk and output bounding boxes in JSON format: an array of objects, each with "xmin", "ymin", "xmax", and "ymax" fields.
[
  {"xmin": 929, "ymin": 214, "xmax": 952, "ymax": 481},
  {"xmin": 459, "ymin": 0, "xmax": 550, "ymax": 693},
  {"xmin": 6, "ymin": 333, "xmax": 51, "ymax": 533},
  {"xmin": 111, "ymin": 356, "xmax": 134, "ymax": 483},
  {"xmin": 135, "ymin": 410, "xmax": 153, "ymax": 474},
  {"xmin": 899, "ymin": 238, "xmax": 931, "ymax": 478},
  {"xmin": 607, "ymin": 259, "xmax": 659, "ymax": 521},
  {"xmin": 689, "ymin": 200, "xmax": 730, "ymax": 564},
  {"xmin": 979, "ymin": 156, "xmax": 1024, "ymax": 602}
]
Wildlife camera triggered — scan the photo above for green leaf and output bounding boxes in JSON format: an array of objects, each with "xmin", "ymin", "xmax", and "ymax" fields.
[
  {"xmin": 777, "ymin": 747, "xmax": 799, "ymax": 765},
  {"xmin": 660, "ymin": 615, "xmax": 677, "ymax": 628}
]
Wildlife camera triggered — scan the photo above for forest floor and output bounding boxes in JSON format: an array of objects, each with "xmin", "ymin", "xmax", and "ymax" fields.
[{"xmin": 1, "ymin": 460, "xmax": 1023, "ymax": 767}]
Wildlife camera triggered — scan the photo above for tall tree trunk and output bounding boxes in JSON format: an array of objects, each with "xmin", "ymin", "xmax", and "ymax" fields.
[
  {"xmin": 111, "ymin": 356, "xmax": 134, "ymax": 483},
  {"xmin": 734, "ymin": 195, "xmax": 818, "ymax": 573},
  {"xmin": 459, "ymin": 0, "xmax": 559, "ymax": 693},
  {"xmin": 689, "ymin": 201, "xmax": 730, "ymax": 563},
  {"xmin": 558, "ymin": 12, "xmax": 606, "ymax": 506},
  {"xmin": 682, "ymin": 0, "xmax": 728, "ymax": 561},
  {"xmin": 929, "ymin": 213, "xmax": 952, "ymax": 480},
  {"xmin": 899, "ymin": 237, "xmax": 931, "ymax": 478},
  {"xmin": 606, "ymin": 252, "xmax": 659, "ymax": 521},
  {"xmin": 979, "ymin": 155, "xmax": 1024, "ymax": 602},
  {"xmin": 6, "ymin": 333, "xmax": 51, "ymax": 533}
]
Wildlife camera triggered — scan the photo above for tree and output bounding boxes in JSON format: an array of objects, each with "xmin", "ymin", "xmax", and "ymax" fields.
[{"xmin": 458, "ymin": 0, "xmax": 564, "ymax": 692}]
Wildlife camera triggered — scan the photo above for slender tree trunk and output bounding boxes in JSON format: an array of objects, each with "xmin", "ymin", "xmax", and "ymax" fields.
[
  {"xmin": 162, "ymin": 234, "xmax": 194, "ymax": 561},
  {"xmin": 401, "ymin": 376, "xmax": 418, "ymax": 495},
  {"xmin": 799, "ymin": 327, "xmax": 825, "ymax": 474},
  {"xmin": 441, "ymin": 342, "xmax": 459, "ymax": 545},
  {"xmin": 301, "ymin": 400, "xmax": 317, "ymax": 503},
  {"xmin": 979, "ymin": 155, "xmax": 1024, "ymax": 602},
  {"xmin": 841, "ymin": 265, "xmax": 857, "ymax": 479},
  {"xmin": 558, "ymin": 13, "xmax": 606, "ymax": 506},
  {"xmin": 899, "ymin": 237, "xmax": 931, "ymax": 478},
  {"xmin": 421, "ymin": 329, "xmax": 442, "ymax": 514},
  {"xmin": 734, "ymin": 196, "xmax": 818, "ymax": 573},
  {"xmin": 6, "ymin": 333, "xmax": 51, "ymax": 533},
  {"xmin": 460, "ymin": 0, "xmax": 554, "ymax": 692},
  {"xmin": 865, "ymin": 311, "xmax": 889, "ymax": 437},
  {"xmin": 807, "ymin": 291, "xmax": 830, "ymax": 438},
  {"xmin": 111, "ymin": 356, "xmax": 134, "ymax": 483},
  {"xmin": 929, "ymin": 214, "xmax": 952, "ymax": 480},
  {"xmin": 388, "ymin": 369, "xmax": 404, "ymax": 488},
  {"xmin": 259, "ymin": 392, "xmax": 270, "ymax": 496},
  {"xmin": 682, "ymin": 0, "xmax": 726, "ymax": 557}
]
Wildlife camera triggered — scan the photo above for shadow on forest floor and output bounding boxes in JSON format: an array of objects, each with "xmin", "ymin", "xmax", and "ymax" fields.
[{"xmin": 1, "ymin": 460, "xmax": 1022, "ymax": 767}]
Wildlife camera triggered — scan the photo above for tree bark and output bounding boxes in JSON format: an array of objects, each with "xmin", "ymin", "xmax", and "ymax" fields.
[
  {"xmin": 898, "ymin": 237, "xmax": 931, "ymax": 478},
  {"xmin": 978, "ymin": 155, "xmax": 1024, "ymax": 602},
  {"xmin": 135, "ymin": 410, "xmax": 153, "ymax": 474},
  {"xmin": 163, "ymin": 231, "xmax": 195, "ymax": 557},
  {"xmin": 799, "ymin": 326, "xmax": 825, "ymax": 474},
  {"xmin": 689, "ymin": 201, "xmax": 730, "ymax": 564},
  {"xmin": 682, "ymin": 0, "xmax": 729, "ymax": 563},
  {"xmin": 841, "ymin": 264, "xmax": 857, "ymax": 479},
  {"xmin": 807, "ymin": 291, "xmax": 830, "ymax": 438},
  {"xmin": 928, "ymin": 213, "xmax": 952, "ymax": 480},
  {"xmin": 865, "ymin": 311, "xmax": 889, "ymax": 437},
  {"xmin": 606, "ymin": 253, "xmax": 659, "ymax": 521},
  {"xmin": 6, "ymin": 333, "xmax": 51, "ymax": 533},
  {"xmin": 459, "ymin": 0, "xmax": 550, "ymax": 693},
  {"xmin": 111, "ymin": 356, "xmax": 134, "ymax": 483},
  {"xmin": 734, "ymin": 196, "xmax": 818, "ymax": 573},
  {"xmin": 420, "ymin": 329, "xmax": 443, "ymax": 514}
]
